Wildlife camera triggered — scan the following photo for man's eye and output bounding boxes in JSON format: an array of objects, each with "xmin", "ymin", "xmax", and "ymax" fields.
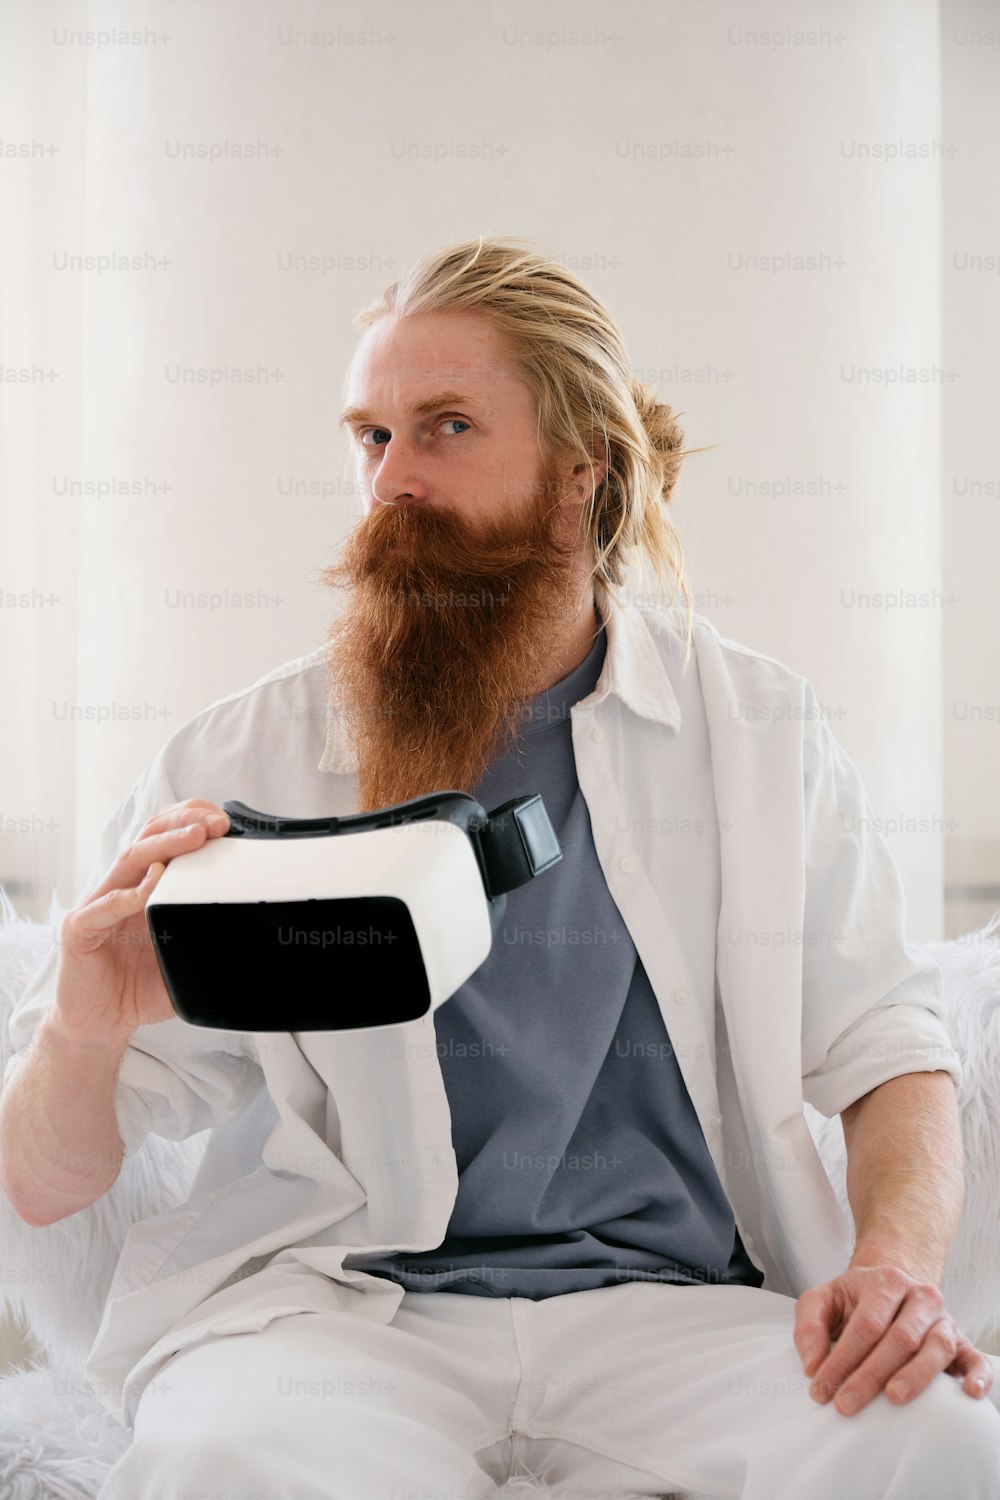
[{"xmin": 358, "ymin": 418, "xmax": 471, "ymax": 449}]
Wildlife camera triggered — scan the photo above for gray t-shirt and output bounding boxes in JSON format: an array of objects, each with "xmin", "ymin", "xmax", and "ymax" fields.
[{"xmin": 344, "ymin": 611, "xmax": 763, "ymax": 1299}]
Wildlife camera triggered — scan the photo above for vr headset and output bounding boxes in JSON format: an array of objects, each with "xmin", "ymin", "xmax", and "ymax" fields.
[{"xmin": 145, "ymin": 791, "xmax": 562, "ymax": 1033}]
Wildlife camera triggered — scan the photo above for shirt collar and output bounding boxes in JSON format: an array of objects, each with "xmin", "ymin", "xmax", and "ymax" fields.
[{"xmin": 317, "ymin": 581, "xmax": 682, "ymax": 774}]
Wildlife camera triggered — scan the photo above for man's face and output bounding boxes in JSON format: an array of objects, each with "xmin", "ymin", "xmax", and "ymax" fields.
[{"xmin": 322, "ymin": 308, "xmax": 597, "ymax": 812}]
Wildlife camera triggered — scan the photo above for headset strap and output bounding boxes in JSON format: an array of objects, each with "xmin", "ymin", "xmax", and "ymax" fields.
[
  {"xmin": 222, "ymin": 791, "xmax": 562, "ymax": 902},
  {"xmin": 474, "ymin": 794, "xmax": 563, "ymax": 898}
]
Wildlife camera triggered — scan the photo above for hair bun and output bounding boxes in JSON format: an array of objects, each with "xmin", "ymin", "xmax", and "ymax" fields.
[{"xmin": 632, "ymin": 379, "xmax": 686, "ymax": 500}]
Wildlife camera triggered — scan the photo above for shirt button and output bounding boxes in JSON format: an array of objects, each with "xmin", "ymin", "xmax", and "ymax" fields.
[
  {"xmin": 618, "ymin": 854, "xmax": 635, "ymax": 873},
  {"xmin": 710, "ymin": 1112, "xmax": 723, "ymax": 1127},
  {"xmin": 744, "ymin": 1235, "xmax": 755, "ymax": 1250},
  {"xmin": 591, "ymin": 724, "xmax": 604, "ymax": 742},
  {"xmin": 675, "ymin": 986, "xmax": 689, "ymax": 1004}
]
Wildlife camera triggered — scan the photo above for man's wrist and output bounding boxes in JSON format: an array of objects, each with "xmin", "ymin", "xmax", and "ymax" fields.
[
  {"xmin": 848, "ymin": 1235, "xmax": 945, "ymax": 1287},
  {"xmin": 40, "ymin": 1007, "xmax": 134, "ymax": 1058}
]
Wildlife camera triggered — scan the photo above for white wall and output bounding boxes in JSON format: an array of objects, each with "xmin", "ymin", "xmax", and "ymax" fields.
[
  {"xmin": 941, "ymin": 0, "xmax": 1000, "ymax": 939},
  {"xmin": 1, "ymin": 0, "xmax": 992, "ymax": 943}
]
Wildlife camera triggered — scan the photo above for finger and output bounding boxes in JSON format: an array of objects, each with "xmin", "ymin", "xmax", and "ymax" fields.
[
  {"xmin": 809, "ymin": 1289, "xmax": 908, "ymax": 1402},
  {"xmin": 963, "ymin": 1369, "xmax": 993, "ymax": 1400},
  {"xmin": 61, "ymin": 864, "xmax": 166, "ymax": 947},
  {"xmin": 821, "ymin": 1301, "xmax": 952, "ymax": 1415},
  {"xmin": 948, "ymin": 1342, "xmax": 995, "ymax": 1401},
  {"xmin": 139, "ymin": 802, "xmax": 229, "ymax": 838},
  {"xmin": 88, "ymin": 822, "xmax": 215, "ymax": 903},
  {"xmin": 794, "ymin": 1284, "xmax": 841, "ymax": 1376},
  {"xmin": 875, "ymin": 1317, "xmax": 962, "ymax": 1408},
  {"xmin": 75, "ymin": 806, "xmax": 226, "ymax": 908}
]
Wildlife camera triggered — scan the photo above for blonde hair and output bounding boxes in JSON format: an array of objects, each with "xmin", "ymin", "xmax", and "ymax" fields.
[{"xmin": 348, "ymin": 233, "xmax": 697, "ymax": 665}]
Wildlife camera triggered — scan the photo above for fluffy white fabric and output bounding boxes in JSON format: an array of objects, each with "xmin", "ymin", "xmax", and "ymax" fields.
[{"xmin": 1, "ymin": 886, "xmax": 998, "ymax": 1500}]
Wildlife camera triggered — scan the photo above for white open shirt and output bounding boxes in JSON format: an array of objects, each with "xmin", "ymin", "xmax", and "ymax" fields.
[{"xmin": 6, "ymin": 589, "xmax": 963, "ymax": 1426}]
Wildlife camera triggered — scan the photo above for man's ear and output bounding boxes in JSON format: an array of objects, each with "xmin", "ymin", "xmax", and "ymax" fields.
[{"xmin": 569, "ymin": 452, "xmax": 608, "ymax": 498}]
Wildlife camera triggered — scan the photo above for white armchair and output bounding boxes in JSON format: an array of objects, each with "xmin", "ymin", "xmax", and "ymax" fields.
[{"xmin": 2, "ymin": 885, "xmax": 1000, "ymax": 1500}]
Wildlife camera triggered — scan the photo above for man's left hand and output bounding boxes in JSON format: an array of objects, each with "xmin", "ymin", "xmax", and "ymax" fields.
[{"xmin": 793, "ymin": 1262, "xmax": 994, "ymax": 1416}]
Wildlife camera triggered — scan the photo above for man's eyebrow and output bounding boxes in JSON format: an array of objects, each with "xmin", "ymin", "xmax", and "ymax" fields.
[{"xmin": 337, "ymin": 390, "xmax": 487, "ymax": 430}]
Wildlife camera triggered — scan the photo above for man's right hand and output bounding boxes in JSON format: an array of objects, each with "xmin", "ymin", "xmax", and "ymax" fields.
[{"xmin": 53, "ymin": 799, "xmax": 231, "ymax": 1043}]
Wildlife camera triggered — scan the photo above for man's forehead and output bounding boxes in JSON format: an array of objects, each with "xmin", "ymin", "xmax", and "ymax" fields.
[
  {"xmin": 346, "ymin": 357, "xmax": 516, "ymax": 399},
  {"xmin": 347, "ymin": 313, "xmax": 520, "ymax": 397},
  {"xmin": 351, "ymin": 362, "xmax": 504, "ymax": 388}
]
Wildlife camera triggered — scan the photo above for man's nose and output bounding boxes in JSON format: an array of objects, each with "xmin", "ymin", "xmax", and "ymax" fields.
[{"xmin": 370, "ymin": 441, "xmax": 430, "ymax": 507}]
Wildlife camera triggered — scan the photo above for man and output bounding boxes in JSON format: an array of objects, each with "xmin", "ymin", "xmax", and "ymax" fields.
[{"xmin": 10, "ymin": 238, "xmax": 999, "ymax": 1499}]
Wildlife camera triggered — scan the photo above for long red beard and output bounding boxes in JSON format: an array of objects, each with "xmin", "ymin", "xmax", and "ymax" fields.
[{"xmin": 319, "ymin": 462, "xmax": 587, "ymax": 811}]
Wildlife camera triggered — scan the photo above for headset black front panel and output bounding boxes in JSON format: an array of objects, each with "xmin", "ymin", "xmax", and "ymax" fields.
[{"xmin": 147, "ymin": 896, "xmax": 430, "ymax": 1030}]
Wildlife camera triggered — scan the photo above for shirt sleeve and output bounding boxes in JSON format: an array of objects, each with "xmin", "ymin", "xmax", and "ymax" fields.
[
  {"xmin": 4, "ymin": 749, "xmax": 266, "ymax": 1160},
  {"xmin": 798, "ymin": 692, "xmax": 963, "ymax": 1119}
]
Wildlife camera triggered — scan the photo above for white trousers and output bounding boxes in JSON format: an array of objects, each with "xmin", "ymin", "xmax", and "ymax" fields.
[{"xmin": 96, "ymin": 1280, "xmax": 1000, "ymax": 1500}]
